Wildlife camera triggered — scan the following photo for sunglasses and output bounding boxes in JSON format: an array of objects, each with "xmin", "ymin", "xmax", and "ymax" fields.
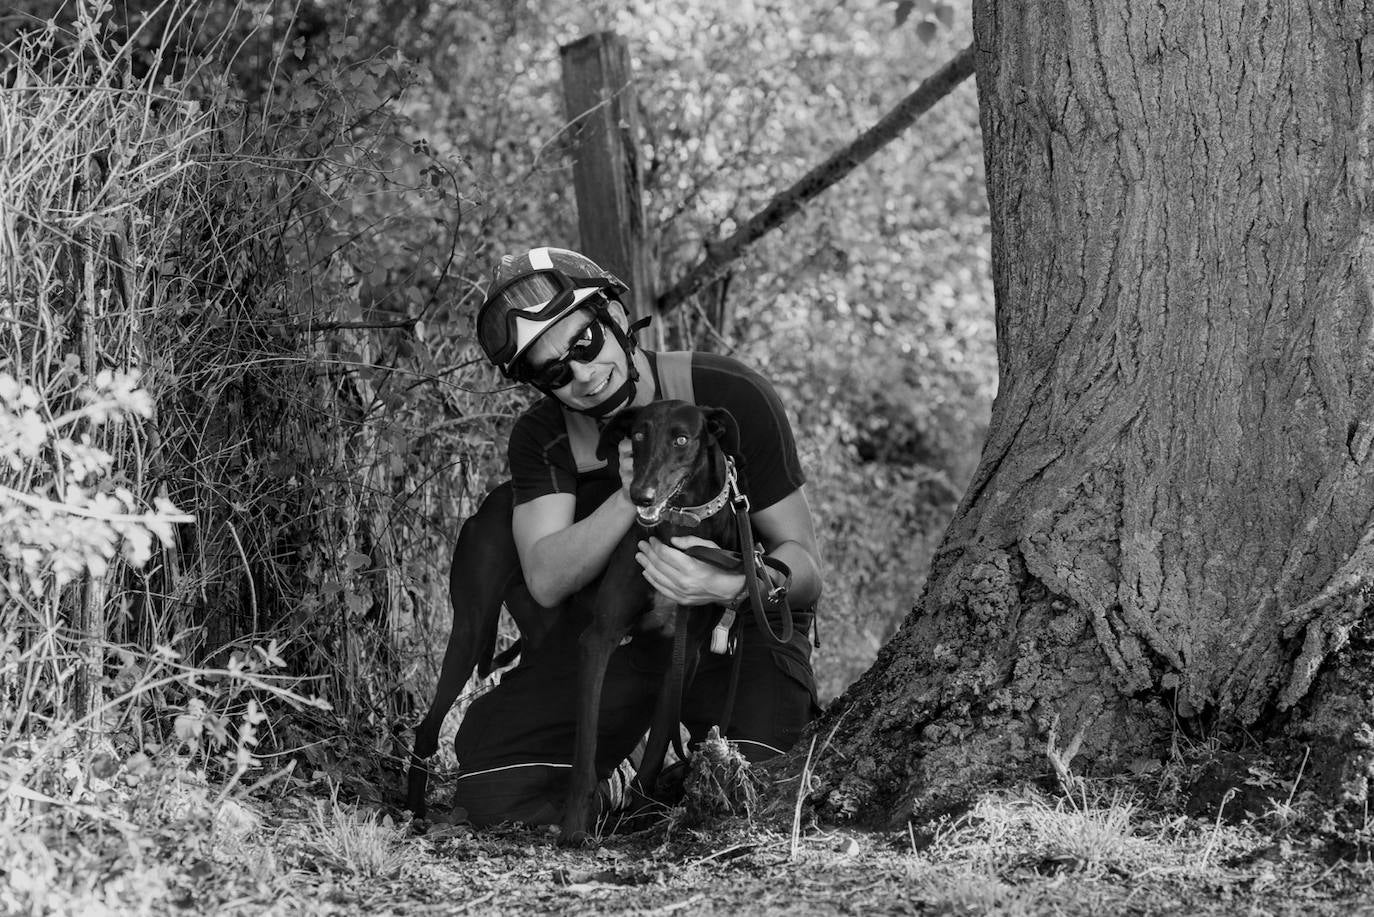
[{"xmin": 515, "ymin": 316, "xmax": 608, "ymax": 389}]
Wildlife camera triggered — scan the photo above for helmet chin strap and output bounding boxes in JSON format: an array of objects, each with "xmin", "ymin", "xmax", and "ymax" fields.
[{"xmin": 564, "ymin": 314, "xmax": 653, "ymax": 420}]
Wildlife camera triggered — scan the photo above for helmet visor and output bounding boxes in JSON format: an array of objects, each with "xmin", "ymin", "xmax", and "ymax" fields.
[{"xmin": 477, "ymin": 270, "xmax": 619, "ymax": 371}]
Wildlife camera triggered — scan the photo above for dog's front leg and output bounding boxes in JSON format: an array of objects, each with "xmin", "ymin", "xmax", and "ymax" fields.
[
  {"xmin": 560, "ymin": 618, "xmax": 621, "ymax": 845},
  {"xmin": 637, "ymin": 600, "xmax": 691, "ymax": 797},
  {"xmin": 636, "ymin": 602, "xmax": 714, "ymax": 800},
  {"xmin": 560, "ymin": 536, "xmax": 646, "ymax": 846}
]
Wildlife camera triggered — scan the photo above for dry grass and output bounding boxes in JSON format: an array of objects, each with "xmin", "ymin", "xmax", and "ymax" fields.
[
  {"xmin": 2, "ymin": 746, "xmax": 1370, "ymax": 916},
  {"xmin": 914, "ymin": 785, "xmax": 1253, "ymax": 882},
  {"xmin": 299, "ymin": 786, "xmax": 413, "ymax": 879},
  {"xmin": 681, "ymin": 727, "xmax": 763, "ymax": 823}
]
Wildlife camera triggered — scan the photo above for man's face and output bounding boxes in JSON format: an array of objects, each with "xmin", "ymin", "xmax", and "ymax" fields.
[{"xmin": 521, "ymin": 304, "xmax": 628, "ymax": 413}]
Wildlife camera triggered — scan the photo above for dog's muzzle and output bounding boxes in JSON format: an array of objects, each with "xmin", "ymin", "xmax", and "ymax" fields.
[{"xmin": 633, "ymin": 478, "xmax": 686, "ymax": 527}]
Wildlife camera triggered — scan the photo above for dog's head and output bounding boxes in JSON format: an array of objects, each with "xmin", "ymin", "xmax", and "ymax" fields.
[{"xmin": 596, "ymin": 401, "xmax": 740, "ymax": 525}]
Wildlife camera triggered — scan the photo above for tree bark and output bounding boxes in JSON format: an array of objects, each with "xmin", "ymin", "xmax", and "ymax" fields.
[{"xmin": 809, "ymin": 0, "xmax": 1374, "ymax": 827}]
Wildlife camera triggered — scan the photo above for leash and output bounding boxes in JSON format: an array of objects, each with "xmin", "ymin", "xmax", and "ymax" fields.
[
  {"xmin": 675, "ymin": 455, "xmax": 800, "ymax": 736},
  {"xmin": 725, "ymin": 461, "xmax": 794, "ymax": 647},
  {"xmin": 671, "ymin": 458, "xmax": 795, "ymax": 648}
]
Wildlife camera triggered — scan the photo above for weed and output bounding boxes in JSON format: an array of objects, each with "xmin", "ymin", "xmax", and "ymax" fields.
[
  {"xmin": 684, "ymin": 727, "xmax": 761, "ymax": 824},
  {"xmin": 909, "ymin": 782, "xmax": 1261, "ymax": 888},
  {"xmin": 1020, "ymin": 792, "xmax": 1144, "ymax": 876},
  {"xmin": 301, "ymin": 784, "xmax": 411, "ymax": 879},
  {"xmin": 911, "ymin": 864, "xmax": 1033, "ymax": 917},
  {"xmin": 1253, "ymin": 745, "xmax": 1312, "ymax": 831}
]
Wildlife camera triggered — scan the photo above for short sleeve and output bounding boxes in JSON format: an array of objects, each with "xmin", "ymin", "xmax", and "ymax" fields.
[
  {"xmin": 689, "ymin": 353, "xmax": 806, "ymax": 512},
  {"xmin": 508, "ymin": 403, "xmax": 578, "ymax": 505}
]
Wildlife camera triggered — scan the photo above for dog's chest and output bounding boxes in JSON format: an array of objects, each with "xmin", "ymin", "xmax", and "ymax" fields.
[
  {"xmin": 628, "ymin": 517, "xmax": 737, "ymax": 640},
  {"xmin": 633, "ymin": 591, "xmax": 679, "ymax": 638}
]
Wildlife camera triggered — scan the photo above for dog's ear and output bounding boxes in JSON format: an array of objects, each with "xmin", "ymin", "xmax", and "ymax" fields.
[
  {"xmin": 596, "ymin": 409, "xmax": 639, "ymax": 463},
  {"xmin": 703, "ymin": 407, "xmax": 741, "ymax": 460}
]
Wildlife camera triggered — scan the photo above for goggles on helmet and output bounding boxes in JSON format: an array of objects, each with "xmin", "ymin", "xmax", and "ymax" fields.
[
  {"xmin": 476, "ymin": 269, "xmax": 622, "ymax": 374},
  {"xmin": 512, "ymin": 314, "xmax": 607, "ymax": 389}
]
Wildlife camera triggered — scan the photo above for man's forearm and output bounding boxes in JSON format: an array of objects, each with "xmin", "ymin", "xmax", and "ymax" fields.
[
  {"xmin": 523, "ymin": 490, "xmax": 637, "ymax": 607},
  {"xmin": 767, "ymin": 540, "xmax": 823, "ymax": 610}
]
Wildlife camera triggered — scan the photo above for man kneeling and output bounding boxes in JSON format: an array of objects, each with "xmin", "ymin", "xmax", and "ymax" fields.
[{"xmin": 451, "ymin": 247, "xmax": 823, "ymax": 826}]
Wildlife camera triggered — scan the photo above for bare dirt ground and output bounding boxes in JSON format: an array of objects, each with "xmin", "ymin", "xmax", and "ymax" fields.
[
  {"xmin": 184, "ymin": 769, "xmax": 1374, "ymax": 917},
  {"xmin": 12, "ymin": 738, "xmax": 1374, "ymax": 915},
  {"xmin": 375, "ymin": 821, "xmax": 1370, "ymax": 916}
]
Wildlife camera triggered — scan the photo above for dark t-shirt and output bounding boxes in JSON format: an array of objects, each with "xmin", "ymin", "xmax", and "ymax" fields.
[
  {"xmin": 507, "ymin": 349, "xmax": 818, "ymax": 704},
  {"xmin": 508, "ymin": 351, "xmax": 806, "ymax": 523}
]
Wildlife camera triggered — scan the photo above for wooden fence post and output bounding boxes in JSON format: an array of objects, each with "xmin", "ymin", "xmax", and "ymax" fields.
[{"xmin": 558, "ymin": 32, "xmax": 661, "ymax": 348}]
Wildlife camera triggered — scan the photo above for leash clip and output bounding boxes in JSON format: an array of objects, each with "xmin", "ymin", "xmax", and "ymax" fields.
[{"xmin": 725, "ymin": 458, "xmax": 750, "ymax": 513}]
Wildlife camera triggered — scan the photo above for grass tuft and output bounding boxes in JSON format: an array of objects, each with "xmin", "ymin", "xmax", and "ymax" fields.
[
  {"xmin": 681, "ymin": 727, "xmax": 761, "ymax": 824},
  {"xmin": 1020, "ymin": 792, "xmax": 1144, "ymax": 876},
  {"xmin": 302, "ymin": 788, "xmax": 412, "ymax": 879},
  {"xmin": 913, "ymin": 785, "xmax": 1255, "ymax": 882}
]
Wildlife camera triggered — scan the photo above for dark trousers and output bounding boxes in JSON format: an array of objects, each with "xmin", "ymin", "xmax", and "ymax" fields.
[{"xmin": 450, "ymin": 601, "xmax": 818, "ymax": 826}]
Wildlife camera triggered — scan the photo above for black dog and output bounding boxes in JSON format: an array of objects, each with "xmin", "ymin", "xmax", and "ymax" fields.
[
  {"xmin": 559, "ymin": 400, "xmax": 744, "ymax": 843},
  {"xmin": 405, "ymin": 401, "xmax": 745, "ymax": 843}
]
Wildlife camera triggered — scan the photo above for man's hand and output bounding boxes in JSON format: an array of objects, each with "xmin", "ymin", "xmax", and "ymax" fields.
[{"xmin": 635, "ymin": 535, "xmax": 746, "ymax": 606}]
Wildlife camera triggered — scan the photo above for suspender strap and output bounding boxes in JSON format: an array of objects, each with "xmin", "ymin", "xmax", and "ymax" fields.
[
  {"xmin": 655, "ymin": 350, "xmax": 695, "ymax": 404},
  {"xmin": 564, "ymin": 409, "xmax": 603, "ymax": 473}
]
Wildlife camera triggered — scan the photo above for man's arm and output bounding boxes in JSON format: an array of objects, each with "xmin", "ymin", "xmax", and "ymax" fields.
[
  {"xmin": 511, "ymin": 440, "xmax": 638, "ymax": 608},
  {"xmin": 512, "ymin": 491, "xmax": 637, "ymax": 607},
  {"xmin": 749, "ymin": 487, "xmax": 823, "ymax": 609},
  {"xmin": 635, "ymin": 487, "xmax": 824, "ymax": 609}
]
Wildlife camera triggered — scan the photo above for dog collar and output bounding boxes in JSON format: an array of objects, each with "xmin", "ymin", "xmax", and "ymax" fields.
[{"xmin": 658, "ymin": 457, "xmax": 738, "ymax": 528}]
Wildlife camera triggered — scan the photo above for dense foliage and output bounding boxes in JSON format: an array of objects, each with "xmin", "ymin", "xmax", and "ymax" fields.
[{"xmin": 0, "ymin": 2, "xmax": 991, "ymax": 906}]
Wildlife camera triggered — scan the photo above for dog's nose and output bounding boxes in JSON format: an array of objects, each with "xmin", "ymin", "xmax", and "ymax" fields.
[{"xmin": 631, "ymin": 487, "xmax": 656, "ymax": 507}]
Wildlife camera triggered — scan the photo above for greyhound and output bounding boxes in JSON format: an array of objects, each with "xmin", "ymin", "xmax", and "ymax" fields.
[{"xmin": 559, "ymin": 400, "xmax": 745, "ymax": 844}]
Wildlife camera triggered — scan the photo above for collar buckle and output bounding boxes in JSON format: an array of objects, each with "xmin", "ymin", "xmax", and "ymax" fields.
[{"xmin": 661, "ymin": 457, "xmax": 738, "ymax": 527}]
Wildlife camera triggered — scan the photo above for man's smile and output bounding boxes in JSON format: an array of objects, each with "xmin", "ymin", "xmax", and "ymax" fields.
[{"xmin": 582, "ymin": 370, "xmax": 612, "ymax": 398}]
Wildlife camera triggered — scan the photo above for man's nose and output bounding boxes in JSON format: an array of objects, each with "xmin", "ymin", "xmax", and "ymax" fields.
[{"xmin": 570, "ymin": 360, "xmax": 598, "ymax": 384}]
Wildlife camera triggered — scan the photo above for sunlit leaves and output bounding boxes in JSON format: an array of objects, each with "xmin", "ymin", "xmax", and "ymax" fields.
[
  {"xmin": 0, "ymin": 370, "xmax": 190, "ymax": 597},
  {"xmin": 893, "ymin": 0, "xmax": 957, "ymax": 40}
]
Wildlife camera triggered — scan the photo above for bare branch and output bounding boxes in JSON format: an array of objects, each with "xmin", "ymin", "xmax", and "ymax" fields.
[{"xmin": 656, "ymin": 43, "xmax": 977, "ymax": 314}]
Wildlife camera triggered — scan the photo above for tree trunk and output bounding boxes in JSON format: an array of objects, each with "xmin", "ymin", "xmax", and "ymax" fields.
[{"xmin": 810, "ymin": 0, "xmax": 1374, "ymax": 828}]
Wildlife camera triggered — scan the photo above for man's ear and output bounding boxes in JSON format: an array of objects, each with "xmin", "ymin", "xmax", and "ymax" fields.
[
  {"xmin": 703, "ymin": 407, "xmax": 741, "ymax": 461},
  {"xmin": 596, "ymin": 409, "xmax": 639, "ymax": 463},
  {"xmin": 602, "ymin": 299, "xmax": 630, "ymax": 331}
]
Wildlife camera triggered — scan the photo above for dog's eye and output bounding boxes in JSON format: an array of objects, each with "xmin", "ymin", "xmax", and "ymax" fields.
[
  {"xmin": 674, "ymin": 435, "xmax": 689, "ymax": 447},
  {"xmin": 632, "ymin": 432, "xmax": 645, "ymax": 442}
]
